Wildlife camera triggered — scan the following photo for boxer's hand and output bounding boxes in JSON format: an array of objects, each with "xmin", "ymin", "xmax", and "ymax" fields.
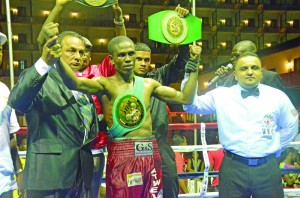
[{"xmin": 185, "ymin": 59, "xmax": 198, "ymax": 73}]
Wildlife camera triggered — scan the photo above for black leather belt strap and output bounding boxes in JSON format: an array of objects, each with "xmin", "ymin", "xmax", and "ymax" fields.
[{"xmin": 225, "ymin": 150, "xmax": 275, "ymax": 166}]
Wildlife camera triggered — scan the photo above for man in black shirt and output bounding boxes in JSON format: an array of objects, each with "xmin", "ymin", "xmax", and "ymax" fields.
[{"xmin": 133, "ymin": 41, "xmax": 196, "ymax": 197}]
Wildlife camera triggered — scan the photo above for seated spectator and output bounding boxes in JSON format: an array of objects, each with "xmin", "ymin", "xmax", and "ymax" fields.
[
  {"xmin": 279, "ymin": 147, "xmax": 300, "ymax": 188},
  {"xmin": 207, "ymin": 134, "xmax": 224, "ymax": 192},
  {"xmin": 208, "ymin": 149, "xmax": 224, "ymax": 192},
  {"xmin": 19, "ymin": 138, "xmax": 27, "ymax": 151},
  {"xmin": 173, "ymin": 134, "xmax": 189, "ymax": 194},
  {"xmin": 187, "ymin": 151, "xmax": 204, "ymax": 172},
  {"xmin": 186, "ymin": 151, "xmax": 204, "ymax": 193}
]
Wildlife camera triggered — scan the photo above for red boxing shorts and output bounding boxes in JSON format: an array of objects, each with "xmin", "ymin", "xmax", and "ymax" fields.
[{"xmin": 106, "ymin": 136, "xmax": 163, "ymax": 198}]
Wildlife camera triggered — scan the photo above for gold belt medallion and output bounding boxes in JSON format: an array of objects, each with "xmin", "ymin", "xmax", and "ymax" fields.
[
  {"xmin": 162, "ymin": 11, "xmax": 188, "ymax": 44},
  {"xmin": 116, "ymin": 94, "xmax": 145, "ymax": 128}
]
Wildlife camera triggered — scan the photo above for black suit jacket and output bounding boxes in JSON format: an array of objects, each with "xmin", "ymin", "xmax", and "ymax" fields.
[{"xmin": 8, "ymin": 65, "xmax": 98, "ymax": 190}]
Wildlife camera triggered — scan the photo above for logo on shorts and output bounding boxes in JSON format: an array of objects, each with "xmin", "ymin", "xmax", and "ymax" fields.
[
  {"xmin": 150, "ymin": 168, "xmax": 162, "ymax": 197},
  {"xmin": 135, "ymin": 142, "xmax": 153, "ymax": 156},
  {"xmin": 115, "ymin": 94, "xmax": 145, "ymax": 128},
  {"xmin": 127, "ymin": 172, "xmax": 143, "ymax": 187}
]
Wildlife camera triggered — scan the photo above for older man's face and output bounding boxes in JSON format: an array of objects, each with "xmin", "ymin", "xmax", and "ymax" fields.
[{"xmin": 60, "ymin": 35, "xmax": 85, "ymax": 72}]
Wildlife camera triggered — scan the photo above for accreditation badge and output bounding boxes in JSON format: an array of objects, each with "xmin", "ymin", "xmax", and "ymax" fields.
[
  {"xmin": 162, "ymin": 11, "xmax": 188, "ymax": 44},
  {"xmin": 261, "ymin": 114, "xmax": 276, "ymax": 139},
  {"xmin": 115, "ymin": 94, "xmax": 145, "ymax": 128},
  {"xmin": 75, "ymin": 0, "xmax": 114, "ymax": 7}
]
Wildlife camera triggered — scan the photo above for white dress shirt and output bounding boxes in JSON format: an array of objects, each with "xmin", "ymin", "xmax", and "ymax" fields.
[{"xmin": 181, "ymin": 73, "xmax": 299, "ymax": 158}]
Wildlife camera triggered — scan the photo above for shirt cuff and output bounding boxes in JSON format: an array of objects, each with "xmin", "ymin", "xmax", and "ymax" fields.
[{"xmin": 35, "ymin": 58, "xmax": 51, "ymax": 75}]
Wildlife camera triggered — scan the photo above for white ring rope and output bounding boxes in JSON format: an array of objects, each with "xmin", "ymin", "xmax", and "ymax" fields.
[
  {"xmin": 178, "ymin": 188, "xmax": 300, "ymax": 198},
  {"xmin": 17, "ymin": 132, "xmax": 300, "ymax": 197},
  {"xmin": 170, "ymin": 123, "xmax": 300, "ymax": 198},
  {"xmin": 200, "ymin": 122, "xmax": 209, "ymax": 196},
  {"xmin": 172, "ymin": 141, "xmax": 300, "ymax": 153},
  {"xmin": 172, "ymin": 144, "xmax": 223, "ymax": 152}
]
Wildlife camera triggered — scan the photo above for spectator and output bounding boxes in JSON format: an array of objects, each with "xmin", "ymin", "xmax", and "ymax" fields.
[
  {"xmin": 187, "ymin": 151, "xmax": 204, "ymax": 173},
  {"xmin": 173, "ymin": 134, "xmax": 189, "ymax": 194},
  {"xmin": 207, "ymin": 134, "xmax": 224, "ymax": 192},
  {"xmin": 186, "ymin": 151, "xmax": 204, "ymax": 193},
  {"xmin": 208, "ymin": 149, "xmax": 224, "ymax": 192},
  {"xmin": 0, "ymin": 32, "xmax": 24, "ymax": 198},
  {"xmin": 18, "ymin": 137, "xmax": 27, "ymax": 151},
  {"xmin": 279, "ymin": 146, "xmax": 300, "ymax": 188}
]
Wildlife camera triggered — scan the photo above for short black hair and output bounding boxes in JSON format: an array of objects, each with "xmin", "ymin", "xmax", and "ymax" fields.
[
  {"xmin": 173, "ymin": 134, "xmax": 185, "ymax": 146},
  {"xmin": 230, "ymin": 40, "xmax": 257, "ymax": 63},
  {"xmin": 135, "ymin": 42, "xmax": 151, "ymax": 52},
  {"xmin": 108, "ymin": 36, "xmax": 134, "ymax": 55},
  {"xmin": 234, "ymin": 51, "xmax": 260, "ymax": 67}
]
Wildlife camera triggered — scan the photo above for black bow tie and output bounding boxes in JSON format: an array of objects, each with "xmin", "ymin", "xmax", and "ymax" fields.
[{"xmin": 241, "ymin": 88, "xmax": 260, "ymax": 99}]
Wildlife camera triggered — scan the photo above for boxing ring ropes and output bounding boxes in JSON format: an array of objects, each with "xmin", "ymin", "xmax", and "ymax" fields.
[
  {"xmin": 17, "ymin": 120, "xmax": 300, "ymax": 197},
  {"xmin": 169, "ymin": 121, "xmax": 300, "ymax": 198}
]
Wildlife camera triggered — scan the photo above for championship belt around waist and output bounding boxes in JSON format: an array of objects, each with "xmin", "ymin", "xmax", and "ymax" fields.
[{"xmin": 108, "ymin": 94, "xmax": 146, "ymax": 137}]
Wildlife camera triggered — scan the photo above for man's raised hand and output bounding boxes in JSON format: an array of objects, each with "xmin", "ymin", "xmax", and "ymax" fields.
[
  {"xmin": 175, "ymin": 4, "xmax": 189, "ymax": 18},
  {"xmin": 42, "ymin": 36, "xmax": 61, "ymax": 66}
]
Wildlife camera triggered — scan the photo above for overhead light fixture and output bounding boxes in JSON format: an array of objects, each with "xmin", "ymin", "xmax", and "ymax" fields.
[
  {"xmin": 11, "ymin": 8, "xmax": 18, "ymax": 15},
  {"xmin": 13, "ymin": 61, "xmax": 19, "ymax": 67},
  {"xmin": 71, "ymin": 12, "xmax": 78, "ymax": 18},
  {"xmin": 265, "ymin": 20, "xmax": 271, "ymax": 26},
  {"xmin": 287, "ymin": 20, "xmax": 294, "ymax": 26},
  {"xmin": 265, "ymin": 43, "xmax": 271, "ymax": 47},
  {"xmin": 199, "ymin": 65, "xmax": 203, "ymax": 71},
  {"xmin": 124, "ymin": 15, "xmax": 130, "ymax": 21},
  {"xmin": 286, "ymin": 62, "xmax": 292, "ymax": 72},
  {"xmin": 43, "ymin": 10, "xmax": 50, "ymax": 16},
  {"xmin": 12, "ymin": 35, "xmax": 19, "ymax": 42},
  {"xmin": 99, "ymin": 39, "xmax": 105, "ymax": 44}
]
